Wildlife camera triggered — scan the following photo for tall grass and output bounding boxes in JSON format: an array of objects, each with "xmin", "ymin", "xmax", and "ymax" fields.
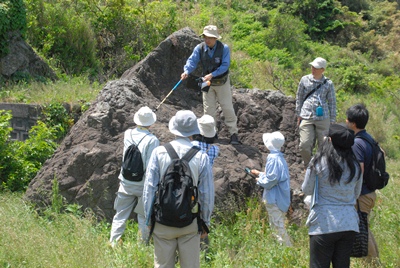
[
  {"xmin": 0, "ymin": 76, "xmax": 103, "ymax": 105},
  {"xmin": 1, "ymin": 159, "xmax": 399, "ymax": 267}
]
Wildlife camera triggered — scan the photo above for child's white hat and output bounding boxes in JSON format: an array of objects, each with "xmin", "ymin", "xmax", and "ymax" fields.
[{"xmin": 263, "ymin": 131, "xmax": 285, "ymax": 151}]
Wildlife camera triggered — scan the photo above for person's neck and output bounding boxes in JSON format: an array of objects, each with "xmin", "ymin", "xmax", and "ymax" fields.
[
  {"xmin": 313, "ymin": 74, "xmax": 323, "ymax": 80},
  {"xmin": 353, "ymin": 128, "xmax": 364, "ymax": 135}
]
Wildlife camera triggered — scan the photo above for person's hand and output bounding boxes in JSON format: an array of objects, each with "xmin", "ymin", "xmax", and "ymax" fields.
[
  {"xmin": 250, "ymin": 169, "xmax": 260, "ymax": 177},
  {"xmin": 200, "ymin": 231, "xmax": 208, "ymax": 239},
  {"xmin": 181, "ymin": 72, "xmax": 188, "ymax": 80},
  {"xmin": 203, "ymin": 73, "xmax": 213, "ymax": 81},
  {"xmin": 297, "ymin": 116, "xmax": 302, "ymax": 126}
]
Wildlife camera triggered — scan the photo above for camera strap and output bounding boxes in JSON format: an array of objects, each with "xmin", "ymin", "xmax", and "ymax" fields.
[{"xmin": 304, "ymin": 79, "xmax": 328, "ymax": 101}]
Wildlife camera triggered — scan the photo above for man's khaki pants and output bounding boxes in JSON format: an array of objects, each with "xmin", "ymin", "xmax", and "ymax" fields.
[
  {"xmin": 299, "ymin": 118, "xmax": 330, "ymax": 166},
  {"xmin": 153, "ymin": 219, "xmax": 200, "ymax": 268},
  {"xmin": 358, "ymin": 192, "xmax": 380, "ymax": 265},
  {"xmin": 202, "ymin": 78, "xmax": 238, "ymax": 135}
]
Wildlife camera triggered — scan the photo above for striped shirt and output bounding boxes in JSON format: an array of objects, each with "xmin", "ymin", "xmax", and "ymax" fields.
[{"xmin": 295, "ymin": 74, "xmax": 336, "ymax": 122}]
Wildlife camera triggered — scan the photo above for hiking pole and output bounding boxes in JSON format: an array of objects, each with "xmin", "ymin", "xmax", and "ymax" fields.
[{"xmin": 153, "ymin": 79, "xmax": 182, "ymax": 112}]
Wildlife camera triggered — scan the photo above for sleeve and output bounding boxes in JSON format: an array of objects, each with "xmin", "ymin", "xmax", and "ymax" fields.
[
  {"xmin": 143, "ymin": 136, "xmax": 160, "ymax": 170},
  {"xmin": 326, "ymin": 81, "xmax": 336, "ymax": 122},
  {"xmin": 302, "ymin": 167, "xmax": 316, "ymax": 195},
  {"xmin": 198, "ymin": 153, "xmax": 214, "ymax": 226},
  {"xmin": 143, "ymin": 149, "xmax": 160, "ymax": 226},
  {"xmin": 184, "ymin": 44, "xmax": 202, "ymax": 75},
  {"xmin": 211, "ymin": 44, "xmax": 230, "ymax": 77},
  {"xmin": 256, "ymin": 157, "xmax": 281, "ymax": 190},
  {"xmin": 354, "ymin": 167, "xmax": 363, "ymax": 198},
  {"xmin": 295, "ymin": 78, "xmax": 305, "ymax": 116}
]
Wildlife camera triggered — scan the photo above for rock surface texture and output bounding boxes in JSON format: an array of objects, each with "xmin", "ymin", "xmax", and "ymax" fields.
[{"xmin": 25, "ymin": 28, "xmax": 307, "ymax": 222}]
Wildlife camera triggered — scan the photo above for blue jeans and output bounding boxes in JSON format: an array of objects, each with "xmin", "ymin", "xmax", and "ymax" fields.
[{"xmin": 309, "ymin": 231, "xmax": 356, "ymax": 268}]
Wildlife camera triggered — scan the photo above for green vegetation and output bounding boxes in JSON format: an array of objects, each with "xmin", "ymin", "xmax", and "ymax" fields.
[{"xmin": 0, "ymin": 160, "xmax": 399, "ymax": 267}]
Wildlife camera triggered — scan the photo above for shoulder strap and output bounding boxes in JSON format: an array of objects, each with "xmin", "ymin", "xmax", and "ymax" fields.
[
  {"xmin": 136, "ymin": 132, "xmax": 150, "ymax": 147},
  {"xmin": 304, "ymin": 78, "xmax": 329, "ymax": 101},
  {"xmin": 182, "ymin": 146, "xmax": 201, "ymax": 162},
  {"xmin": 164, "ymin": 142, "xmax": 179, "ymax": 160},
  {"xmin": 355, "ymin": 135, "xmax": 375, "ymax": 147}
]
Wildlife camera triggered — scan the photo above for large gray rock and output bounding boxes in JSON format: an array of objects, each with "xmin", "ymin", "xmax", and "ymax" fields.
[
  {"xmin": 0, "ymin": 31, "xmax": 57, "ymax": 81},
  {"xmin": 24, "ymin": 28, "xmax": 307, "ymax": 222}
]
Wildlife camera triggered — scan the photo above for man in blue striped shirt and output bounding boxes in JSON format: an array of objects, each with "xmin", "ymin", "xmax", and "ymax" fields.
[{"xmin": 296, "ymin": 57, "xmax": 336, "ymax": 167}]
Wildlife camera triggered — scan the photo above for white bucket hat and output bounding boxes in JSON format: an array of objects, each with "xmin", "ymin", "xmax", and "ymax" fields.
[
  {"xmin": 201, "ymin": 25, "xmax": 221, "ymax": 39},
  {"xmin": 309, "ymin": 57, "xmax": 327, "ymax": 69},
  {"xmin": 169, "ymin": 110, "xmax": 200, "ymax": 137},
  {"xmin": 197, "ymin": 114, "xmax": 216, "ymax": 138},
  {"xmin": 133, "ymin": 106, "xmax": 157, "ymax": 126},
  {"xmin": 263, "ymin": 131, "xmax": 285, "ymax": 151}
]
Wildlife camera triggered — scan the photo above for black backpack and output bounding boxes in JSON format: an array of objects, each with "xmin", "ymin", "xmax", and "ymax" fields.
[
  {"xmin": 357, "ymin": 135, "xmax": 390, "ymax": 191},
  {"xmin": 121, "ymin": 132, "xmax": 149, "ymax": 182},
  {"xmin": 153, "ymin": 143, "xmax": 200, "ymax": 228}
]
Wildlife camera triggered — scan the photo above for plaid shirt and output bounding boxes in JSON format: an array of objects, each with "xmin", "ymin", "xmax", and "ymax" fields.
[
  {"xmin": 192, "ymin": 140, "xmax": 220, "ymax": 167},
  {"xmin": 295, "ymin": 74, "xmax": 336, "ymax": 122}
]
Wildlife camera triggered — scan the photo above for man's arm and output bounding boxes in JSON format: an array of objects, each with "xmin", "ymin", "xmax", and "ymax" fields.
[
  {"xmin": 327, "ymin": 81, "xmax": 337, "ymax": 122},
  {"xmin": 143, "ymin": 149, "xmax": 160, "ymax": 226},
  {"xmin": 197, "ymin": 153, "xmax": 214, "ymax": 226},
  {"xmin": 181, "ymin": 44, "xmax": 202, "ymax": 80}
]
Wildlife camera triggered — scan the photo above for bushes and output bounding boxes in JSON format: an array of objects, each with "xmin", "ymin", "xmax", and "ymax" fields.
[{"xmin": 0, "ymin": 103, "xmax": 73, "ymax": 192}]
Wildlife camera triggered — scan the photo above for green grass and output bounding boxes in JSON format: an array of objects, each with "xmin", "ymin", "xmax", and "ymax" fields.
[
  {"xmin": 0, "ymin": 76, "xmax": 103, "ymax": 105},
  {"xmin": 1, "ymin": 159, "xmax": 399, "ymax": 267}
]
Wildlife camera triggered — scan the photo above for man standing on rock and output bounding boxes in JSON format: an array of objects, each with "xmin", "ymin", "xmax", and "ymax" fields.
[
  {"xmin": 181, "ymin": 25, "xmax": 240, "ymax": 145},
  {"xmin": 296, "ymin": 57, "xmax": 336, "ymax": 167}
]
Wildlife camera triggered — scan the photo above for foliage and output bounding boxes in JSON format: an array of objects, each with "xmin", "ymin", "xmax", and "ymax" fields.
[
  {"xmin": 0, "ymin": 109, "xmax": 60, "ymax": 191},
  {"xmin": 1, "ymin": 163, "xmax": 400, "ymax": 267},
  {"xmin": 0, "ymin": 0, "xmax": 26, "ymax": 57},
  {"xmin": 41, "ymin": 102, "xmax": 74, "ymax": 141}
]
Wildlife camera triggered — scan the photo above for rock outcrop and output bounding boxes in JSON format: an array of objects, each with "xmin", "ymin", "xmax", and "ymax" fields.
[
  {"xmin": 0, "ymin": 31, "xmax": 57, "ymax": 82},
  {"xmin": 24, "ymin": 27, "xmax": 306, "ymax": 222}
]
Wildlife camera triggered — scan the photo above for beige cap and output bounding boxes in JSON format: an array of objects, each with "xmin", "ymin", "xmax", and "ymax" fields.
[{"xmin": 201, "ymin": 25, "xmax": 221, "ymax": 39}]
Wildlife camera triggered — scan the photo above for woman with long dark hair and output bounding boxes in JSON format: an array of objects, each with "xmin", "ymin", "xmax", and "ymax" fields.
[{"xmin": 302, "ymin": 124, "xmax": 363, "ymax": 268}]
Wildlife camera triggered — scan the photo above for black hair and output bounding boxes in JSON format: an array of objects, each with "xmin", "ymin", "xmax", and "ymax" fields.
[
  {"xmin": 309, "ymin": 138, "xmax": 361, "ymax": 185},
  {"xmin": 346, "ymin": 103, "xmax": 369, "ymax": 129},
  {"xmin": 193, "ymin": 134, "xmax": 215, "ymax": 144}
]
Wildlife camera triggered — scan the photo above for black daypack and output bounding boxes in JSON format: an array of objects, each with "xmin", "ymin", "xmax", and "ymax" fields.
[
  {"xmin": 121, "ymin": 132, "xmax": 149, "ymax": 182},
  {"xmin": 357, "ymin": 135, "xmax": 390, "ymax": 191},
  {"xmin": 154, "ymin": 143, "xmax": 200, "ymax": 228}
]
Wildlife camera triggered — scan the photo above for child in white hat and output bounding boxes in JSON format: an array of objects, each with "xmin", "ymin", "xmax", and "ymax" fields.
[
  {"xmin": 192, "ymin": 114, "xmax": 220, "ymax": 166},
  {"xmin": 249, "ymin": 131, "xmax": 292, "ymax": 246}
]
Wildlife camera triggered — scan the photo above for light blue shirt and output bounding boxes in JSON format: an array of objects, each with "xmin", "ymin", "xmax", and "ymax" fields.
[
  {"xmin": 257, "ymin": 150, "xmax": 291, "ymax": 213},
  {"xmin": 183, "ymin": 42, "xmax": 230, "ymax": 77},
  {"xmin": 302, "ymin": 156, "xmax": 363, "ymax": 235},
  {"xmin": 143, "ymin": 137, "xmax": 214, "ymax": 226}
]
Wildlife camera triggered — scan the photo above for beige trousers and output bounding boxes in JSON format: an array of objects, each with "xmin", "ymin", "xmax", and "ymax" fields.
[
  {"xmin": 153, "ymin": 219, "xmax": 200, "ymax": 268},
  {"xmin": 299, "ymin": 118, "xmax": 330, "ymax": 166},
  {"xmin": 358, "ymin": 192, "xmax": 380, "ymax": 265},
  {"xmin": 202, "ymin": 78, "xmax": 238, "ymax": 135}
]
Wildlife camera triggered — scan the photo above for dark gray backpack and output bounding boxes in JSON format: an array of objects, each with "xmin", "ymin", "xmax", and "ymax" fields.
[{"xmin": 153, "ymin": 143, "xmax": 200, "ymax": 227}]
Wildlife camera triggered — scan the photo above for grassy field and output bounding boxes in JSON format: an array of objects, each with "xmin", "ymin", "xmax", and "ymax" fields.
[{"xmin": 1, "ymin": 159, "xmax": 398, "ymax": 268}]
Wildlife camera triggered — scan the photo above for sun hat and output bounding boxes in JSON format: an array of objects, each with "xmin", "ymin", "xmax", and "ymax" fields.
[
  {"xmin": 201, "ymin": 25, "xmax": 221, "ymax": 39},
  {"xmin": 263, "ymin": 131, "xmax": 285, "ymax": 151},
  {"xmin": 169, "ymin": 110, "xmax": 200, "ymax": 137},
  {"xmin": 309, "ymin": 57, "xmax": 327, "ymax": 69},
  {"xmin": 197, "ymin": 114, "xmax": 216, "ymax": 138},
  {"xmin": 133, "ymin": 106, "xmax": 157, "ymax": 126},
  {"xmin": 328, "ymin": 123, "xmax": 354, "ymax": 149}
]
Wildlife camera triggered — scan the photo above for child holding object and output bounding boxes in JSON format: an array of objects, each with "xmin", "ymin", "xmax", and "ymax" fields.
[{"xmin": 249, "ymin": 131, "xmax": 292, "ymax": 246}]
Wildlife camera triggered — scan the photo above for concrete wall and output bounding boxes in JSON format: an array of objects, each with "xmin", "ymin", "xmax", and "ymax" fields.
[{"xmin": 0, "ymin": 103, "xmax": 42, "ymax": 141}]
